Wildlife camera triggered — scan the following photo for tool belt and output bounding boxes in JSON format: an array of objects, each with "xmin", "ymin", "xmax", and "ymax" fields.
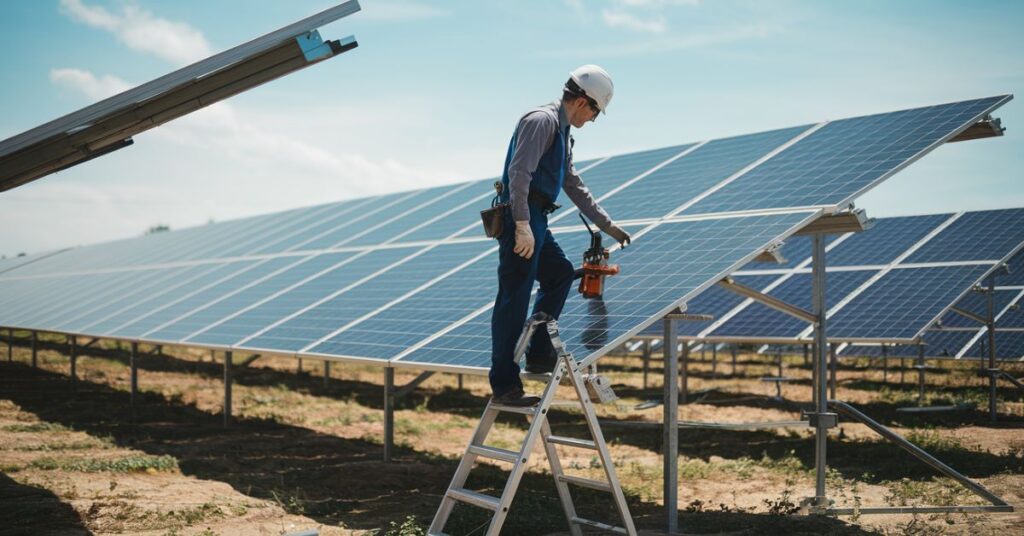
[
  {"xmin": 528, "ymin": 191, "xmax": 561, "ymax": 216},
  {"xmin": 480, "ymin": 185, "xmax": 562, "ymax": 239}
]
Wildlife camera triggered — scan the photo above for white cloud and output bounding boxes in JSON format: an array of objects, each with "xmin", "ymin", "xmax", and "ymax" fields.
[
  {"xmin": 602, "ymin": 9, "xmax": 667, "ymax": 33},
  {"xmin": 59, "ymin": 0, "xmax": 212, "ymax": 65},
  {"xmin": 49, "ymin": 68, "xmax": 132, "ymax": 100},
  {"xmin": 359, "ymin": 1, "xmax": 450, "ymax": 21},
  {"xmin": 553, "ymin": 22, "xmax": 783, "ymax": 57}
]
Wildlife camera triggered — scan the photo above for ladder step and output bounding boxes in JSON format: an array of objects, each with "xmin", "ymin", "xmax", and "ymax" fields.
[
  {"xmin": 571, "ymin": 516, "xmax": 628, "ymax": 535},
  {"xmin": 558, "ymin": 474, "xmax": 611, "ymax": 492},
  {"xmin": 447, "ymin": 488, "xmax": 501, "ymax": 511},
  {"xmin": 467, "ymin": 444, "xmax": 521, "ymax": 464},
  {"xmin": 546, "ymin": 435, "xmax": 597, "ymax": 450},
  {"xmin": 488, "ymin": 403, "xmax": 539, "ymax": 415}
]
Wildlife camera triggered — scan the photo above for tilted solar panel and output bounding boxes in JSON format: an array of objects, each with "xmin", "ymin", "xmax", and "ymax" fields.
[{"xmin": 0, "ymin": 95, "xmax": 1012, "ymax": 374}]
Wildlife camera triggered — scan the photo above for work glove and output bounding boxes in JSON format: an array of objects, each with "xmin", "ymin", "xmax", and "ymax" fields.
[
  {"xmin": 513, "ymin": 221, "xmax": 535, "ymax": 259},
  {"xmin": 601, "ymin": 221, "xmax": 631, "ymax": 248}
]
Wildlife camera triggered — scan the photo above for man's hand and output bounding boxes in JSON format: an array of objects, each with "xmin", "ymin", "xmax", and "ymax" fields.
[
  {"xmin": 513, "ymin": 221, "xmax": 535, "ymax": 259},
  {"xmin": 601, "ymin": 221, "xmax": 631, "ymax": 248}
]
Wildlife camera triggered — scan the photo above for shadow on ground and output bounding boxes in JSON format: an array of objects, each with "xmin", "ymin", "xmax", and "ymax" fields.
[
  {"xmin": 0, "ymin": 471, "xmax": 89, "ymax": 535},
  {"xmin": 0, "ymin": 362, "xmax": 878, "ymax": 535}
]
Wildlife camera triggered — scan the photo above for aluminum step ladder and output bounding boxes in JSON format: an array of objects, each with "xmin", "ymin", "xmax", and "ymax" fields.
[{"xmin": 429, "ymin": 313, "xmax": 637, "ymax": 536}]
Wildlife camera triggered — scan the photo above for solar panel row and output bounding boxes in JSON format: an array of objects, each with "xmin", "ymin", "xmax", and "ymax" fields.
[
  {"xmin": 841, "ymin": 287, "xmax": 1024, "ymax": 361},
  {"xmin": 641, "ymin": 207, "xmax": 1024, "ymax": 345},
  {"xmin": 0, "ymin": 96, "xmax": 1012, "ymax": 373}
]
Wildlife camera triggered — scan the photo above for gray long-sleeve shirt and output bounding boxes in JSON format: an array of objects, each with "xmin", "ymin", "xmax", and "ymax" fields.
[{"xmin": 506, "ymin": 101, "xmax": 612, "ymax": 228}]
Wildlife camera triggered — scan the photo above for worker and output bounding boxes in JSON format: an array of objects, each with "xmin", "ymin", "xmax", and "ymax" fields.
[{"xmin": 490, "ymin": 65, "xmax": 631, "ymax": 406}]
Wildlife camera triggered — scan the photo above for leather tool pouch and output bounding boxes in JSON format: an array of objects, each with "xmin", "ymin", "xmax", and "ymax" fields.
[{"xmin": 481, "ymin": 181, "xmax": 508, "ymax": 239}]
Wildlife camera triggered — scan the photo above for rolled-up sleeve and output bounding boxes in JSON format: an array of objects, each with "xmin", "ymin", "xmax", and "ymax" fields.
[
  {"xmin": 507, "ymin": 112, "xmax": 555, "ymax": 222},
  {"xmin": 563, "ymin": 156, "xmax": 612, "ymax": 229}
]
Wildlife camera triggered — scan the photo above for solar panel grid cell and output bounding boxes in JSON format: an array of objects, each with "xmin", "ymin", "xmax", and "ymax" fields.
[
  {"xmin": 243, "ymin": 241, "xmax": 492, "ymax": 353},
  {"xmin": 81, "ymin": 260, "xmax": 257, "ymax": 335},
  {"xmin": 684, "ymin": 97, "xmax": 1008, "ymax": 215},
  {"xmin": 905, "ymin": 208, "xmax": 1024, "ymax": 263},
  {"xmin": 638, "ymin": 274, "xmax": 781, "ymax": 337},
  {"xmin": 827, "ymin": 265, "xmax": 993, "ymax": 340},
  {"xmin": 713, "ymin": 270, "xmax": 877, "ymax": 338},
  {"xmin": 109, "ymin": 256, "xmax": 301, "ymax": 338},
  {"xmin": 597, "ymin": 126, "xmax": 811, "ymax": 221},
  {"xmin": 825, "ymin": 214, "xmax": 950, "ymax": 267},
  {"xmin": 183, "ymin": 249, "xmax": 421, "ymax": 347}
]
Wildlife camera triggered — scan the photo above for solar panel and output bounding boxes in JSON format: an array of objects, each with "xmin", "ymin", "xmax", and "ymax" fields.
[
  {"xmin": 827, "ymin": 265, "xmax": 993, "ymax": 340},
  {"xmin": 824, "ymin": 214, "xmax": 950, "ymax": 266},
  {"xmin": 240, "ymin": 241, "xmax": 491, "ymax": 353},
  {"xmin": 179, "ymin": 249, "xmax": 428, "ymax": 347},
  {"xmin": 713, "ymin": 270, "xmax": 876, "ymax": 339},
  {"xmin": 108, "ymin": 256, "xmax": 303, "ymax": 338},
  {"xmin": 936, "ymin": 288, "xmax": 1017, "ymax": 328},
  {"xmin": 638, "ymin": 275, "xmax": 781, "ymax": 337},
  {"xmin": 0, "ymin": 1, "xmax": 361, "ymax": 192},
  {"xmin": 395, "ymin": 212, "xmax": 819, "ymax": 371},
  {"xmin": 1000, "ymin": 250, "xmax": 1024, "ymax": 286},
  {"xmin": 961, "ymin": 332, "xmax": 1024, "ymax": 360},
  {"xmin": 0, "ymin": 95, "xmax": 1012, "ymax": 375},
  {"xmin": 684, "ymin": 96, "xmax": 1011, "ymax": 215},
  {"xmin": 905, "ymin": 208, "xmax": 1024, "ymax": 263},
  {"xmin": 595, "ymin": 126, "xmax": 811, "ymax": 221}
]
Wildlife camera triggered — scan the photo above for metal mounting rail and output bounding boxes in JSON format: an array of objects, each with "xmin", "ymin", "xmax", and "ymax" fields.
[{"xmin": 825, "ymin": 400, "xmax": 1013, "ymax": 515}]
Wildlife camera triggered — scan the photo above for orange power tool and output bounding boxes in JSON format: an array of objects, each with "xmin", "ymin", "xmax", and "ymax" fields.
[{"xmin": 576, "ymin": 214, "xmax": 620, "ymax": 299}]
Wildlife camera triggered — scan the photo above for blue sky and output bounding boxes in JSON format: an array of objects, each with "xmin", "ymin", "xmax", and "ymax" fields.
[{"xmin": 1, "ymin": 0, "xmax": 1022, "ymax": 258}]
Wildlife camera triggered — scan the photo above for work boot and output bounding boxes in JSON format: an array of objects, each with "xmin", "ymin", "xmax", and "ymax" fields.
[
  {"xmin": 525, "ymin": 344, "xmax": 558, "ymax": 374},
  {"xmin": 524, "ymin": 359, "xmax": 556, "ymax": 374},
  {"xmin": 491, "ymin": 388, "xmax": 541, "ymax": 407}
]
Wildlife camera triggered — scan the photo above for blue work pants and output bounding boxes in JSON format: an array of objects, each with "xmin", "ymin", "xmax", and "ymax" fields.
[{"xmin": 489, "ymin": 208, "xmax": 575, "ymax": 396}]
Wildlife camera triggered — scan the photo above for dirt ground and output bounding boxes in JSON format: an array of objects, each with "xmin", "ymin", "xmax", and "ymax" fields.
[{"xmin": 1, "ymin": 333, "xmax": 1022, "ymax": 535}]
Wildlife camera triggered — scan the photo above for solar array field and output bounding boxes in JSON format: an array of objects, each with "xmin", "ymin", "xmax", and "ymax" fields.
[{"xmin": 0, "ymin": 95, "xmax": 1012, "ymax": 374}]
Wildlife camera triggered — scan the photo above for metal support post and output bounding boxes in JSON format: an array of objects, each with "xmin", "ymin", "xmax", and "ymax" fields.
[
  {"xmin": 323, "ymin": 361, "xmax": 331, "ymax": 388},
  {"xmin": 457, "ymin": 374, "xmax": 463, "ymax": 390},
  {"xmin": 297, "ymin": 358, "xmax": 303, "ymax": 373},
  {"xmin": 642, "ymin": 339, "xmax": 652, "ymax": 390},
  {"xmin": 986, "ymin": 278, "xmax": 998, "ymax": 422},
  {"xmin": 662, "ymin": 317, "xmax": 679, "ymax": 533},
  {"xmin": 881, "ymin": 345, "xmax": 888, "ymax": 383},
  {"xmin": 803, "ymin": 344, "xmax": 809, "ymax": 367},
  {"xmin": 829, "ymin": 343, "xmax": 837, "ymax": 400},
  {"xmin": 69, "ymin": 335, "xmax": 77, "ymax": 389},
  {"xmin": 384, "ymin": 368, "xmax": 395, "ymax": 463},
  {"xmin": 711, "ymin": 344, "xmax": 718, "ymax": 376},
  {"xmin": 917, "ymin": 344, "xmax": 925, "ymax": 407},
  {"xmin": 680, "ymin": 343, "xmax": 689, "ymax": 405},
  {"xmin": 130, "ymin": 342, "xmax": 138, "ymax": 419},
  {"xmin": 31, "ymin": 331, "xmax": 37, "ymax": 368},
  {"xmin": 900, "ymin": 357, "xmax": 905, "ymax": 385},
  {"xmin": 810, "ymin": 233, "xmax": 830, "ymax": 509},
  {"xmin": 223, "ymin": 351, "xmax": 232, "ymax": 428},
  {"xmin": 6, "ymin": 328, "xmax": 11, "ymax": 362},
  {"xmin": 731, "ymin": 345, "xmax": 738, "ymax": 376}
]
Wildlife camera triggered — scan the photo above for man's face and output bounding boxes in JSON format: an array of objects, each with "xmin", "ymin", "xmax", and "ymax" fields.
[{"xmin": 567, "ymin": 97, "xmax": 599, "ymax": 128}]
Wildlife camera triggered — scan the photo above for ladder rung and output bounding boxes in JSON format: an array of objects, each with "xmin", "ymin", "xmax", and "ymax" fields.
[
  {"xmin": 447, "ymin": 488, "xmax": 501, "ymax": 511},
  {"xmin": 488, "ymin": 403, "xmax": 539, "ymax": 415},
  {"xmin": 468, "ymin": 444, "xmax": 521, "ymax": 464},
  {"xmin": 545, "ymin": 435, "xmax": 597, "ymax": 450},
  {"xmin": 571, "ymin": 516, "xmax": 628, "ymax": 535},
  {"xmin": 558, "ymin": 474, "xmax": 611, "ymax": 492}
]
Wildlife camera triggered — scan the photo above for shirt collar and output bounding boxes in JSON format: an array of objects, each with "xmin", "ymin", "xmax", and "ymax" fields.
[{"xmin": 556, "ymin": 101, "xmax": 570, "ymax": 133}]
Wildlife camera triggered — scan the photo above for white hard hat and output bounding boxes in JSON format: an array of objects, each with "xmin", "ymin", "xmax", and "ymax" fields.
[{"xmin": 567, "ymin": 64, "xmax": 614, "ymax": 114}]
